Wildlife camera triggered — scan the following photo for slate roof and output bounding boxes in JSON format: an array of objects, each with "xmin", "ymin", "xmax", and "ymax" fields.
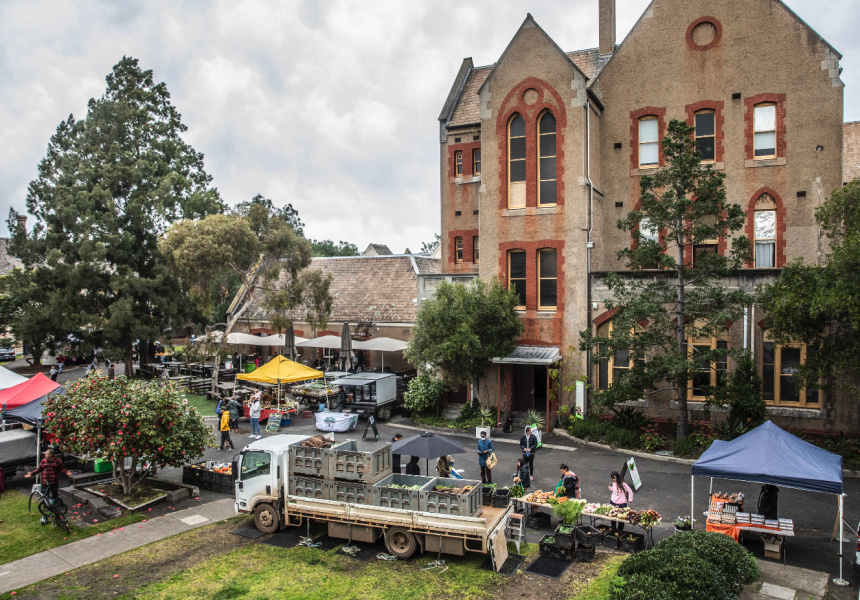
[
  {"xmin": 844, "ymin": 122, "xmax": 860, "ymax": 184},
  {"xmin": 447, "ymin": 47, "xmax": 610, "ymax": 128},
  {"xmin": 244, "ymin": 255, "xmax": 441, "ymax": 324}
]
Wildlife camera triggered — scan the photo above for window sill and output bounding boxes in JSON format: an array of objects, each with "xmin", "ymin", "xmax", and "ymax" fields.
[
  {"xmin": 630, "ymin": 167, "xmax": 659, "ymax": 177},
  {"xmin": 670, "ymin": 400, "xmax": 728, "ymax": 412},
  {"xmin": 536, "ymin": 310, "xmax": 558, "ymax": 317},
  {"xmin": 764, "ymin": 405, "xmax": 825, "ymax": 419},
  {"xmin": 745, "ymin": 157, "xmax": 786, "ymax": 168},
  {"xmin": 454, "ymin": 176, "xmax": 481, "ymax": 185},
  {"xmin": 503, "ymin": 206, "xmax": 561, "ymax": 217}
]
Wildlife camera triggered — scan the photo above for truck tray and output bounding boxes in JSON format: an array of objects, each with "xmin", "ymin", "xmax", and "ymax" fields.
[
  {"xmin": 330, "ymin": 480, "xmax": 373, "ymax": 505},
  {"xmin": 372, "ymin": 473, "xmax": 435, "ymax": 511},
  {"xmin": 421, "ymin": 478, "xmax": 483, "ymax": 517},
  {"xmin": 288, "ymin": 438, "xmax": 356, "ymax": 477},
  {"xmin": 288, "ymin": 475, "xmax": 328, "ymax": 500}
]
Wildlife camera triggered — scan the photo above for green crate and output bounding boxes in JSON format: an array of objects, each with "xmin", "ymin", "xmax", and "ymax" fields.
[
  {"xmin": 244, "ymin": 363, "xmax": 255, "ymax": 373},
  {"xmin": 93, "ymin": 459, "xmax": 113, "ymax": 473}
]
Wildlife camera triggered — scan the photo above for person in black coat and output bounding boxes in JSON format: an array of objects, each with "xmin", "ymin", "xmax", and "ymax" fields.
[
  {"xmin": 405, "ymin": 456, "xmax": 421, "ymax": 475},
  {"xmin": 758, "ymin": 484, "xmax": 779, "ymax": 520},
  {"xmin": 514, "ymin": 458, "xmax": 530, "ymax": 491},
  {"xmin": 391, "ymin": 433, "xmax": 403, "ymax": 474},
  {"xmin": 520, "ymin": 426, "xmax": 538, "ymax": 479}
]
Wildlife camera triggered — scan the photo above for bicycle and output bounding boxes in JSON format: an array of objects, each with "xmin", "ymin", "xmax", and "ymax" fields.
[{"xmin": 28, "ymin": 485, "xmax": 72, "ymax": 534}]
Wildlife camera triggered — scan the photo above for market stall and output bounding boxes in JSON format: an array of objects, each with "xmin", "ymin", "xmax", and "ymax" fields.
[
  {"xmin": 691, "ymin": 421, "xmax": 844, "ymax": 581},
  {"xmin": 236, "ymin": 355, "xmax": 324, "ymax": 408}
]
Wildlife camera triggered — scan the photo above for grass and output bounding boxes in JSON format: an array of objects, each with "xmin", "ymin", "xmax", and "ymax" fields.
[
  {"xmin": 570, "ymin": 554, "xmax": 625, "ymax": 599},
  {"xmin": 411, "ymin": 413, "xmax": 485, "ymax": 430},
  {"xmin": 118, "ymin": 542, "xmax": 501, "ymax": 599},
  {"xmin": 0, "ymin": 489, "xmax": 145, "ymax": 564},
  {"xmin": 181, "ymin": 392, "xmax": 217, "ymax": 416}
]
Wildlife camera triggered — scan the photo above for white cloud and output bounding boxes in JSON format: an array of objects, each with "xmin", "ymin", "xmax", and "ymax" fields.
[{"xmin": 1, "ymin": 0, "xmax": 858, "ymax": 255}]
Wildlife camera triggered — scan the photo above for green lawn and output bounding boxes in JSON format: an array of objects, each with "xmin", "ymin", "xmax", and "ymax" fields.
[
  {"xmin": 181, "ymin": 392, "xmax": 216, "ymax": 417},
  {"xmin": 0, "ymin": 489, "xmax": 145, "ymax": 564},
  {"xmin": 571, "ymin": 554, "xmax": 625, "ymax": 600}
]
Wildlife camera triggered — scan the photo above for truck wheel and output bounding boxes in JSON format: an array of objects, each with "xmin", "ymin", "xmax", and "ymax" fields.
[
  {"xmin": 385, "ymin": 527, "xmax": 417, "ymax": 559},
  {"xmin": 377, "ymin": 404, "xmax": 392, "ymax": 422},
  {"xmin": 253, "ymin": 503, "xmax": 280, "ymax": 534}
]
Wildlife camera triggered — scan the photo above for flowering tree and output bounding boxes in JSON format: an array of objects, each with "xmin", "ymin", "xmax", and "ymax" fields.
[{"xmin": 43, "ymin": 373, "xmax": 214, "ymax": 495}]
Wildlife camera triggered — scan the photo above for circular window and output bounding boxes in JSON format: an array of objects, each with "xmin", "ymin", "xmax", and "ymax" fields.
[
  {"xmin": 522, "ymin": 88, "xmax": 539, "ymax": 105},
  {"xmin": 686, "ymin": 17, "xmax": 722, "ymax": 51}
]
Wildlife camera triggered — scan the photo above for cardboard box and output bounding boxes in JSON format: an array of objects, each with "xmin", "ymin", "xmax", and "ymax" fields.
[{"xmin": 764, "ymin": 541, "xmax": 783, "ymax": 560}]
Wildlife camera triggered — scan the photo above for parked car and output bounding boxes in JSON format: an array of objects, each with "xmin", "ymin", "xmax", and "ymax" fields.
[{"xmin": 0, "ymin": 348, "xmax": 16, "ymax": 361}]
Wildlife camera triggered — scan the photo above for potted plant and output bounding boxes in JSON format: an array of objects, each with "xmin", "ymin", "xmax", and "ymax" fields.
[
  {"xmin": 673, "ymin": 515, "xmax": 695, "ymax": 533},
  {"xmin": 476, "ymin": 407, "xmax": 494, "ymax": 438}
]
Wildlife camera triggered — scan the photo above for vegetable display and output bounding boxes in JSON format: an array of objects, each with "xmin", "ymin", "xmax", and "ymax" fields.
[
  {"xmin": 509, "ymin": 483, "xmax": 524, "ymax": 498},
  {"xmin": 553, "ymin": 499, "xmax": 587, "ymax": 525},
  {"xmin": 388, "ymin": 484, "xmax": 422, "ymax": 490},
  {"xmin": 582, "ymin": 503, "xmax": 662, "ymax": 528}
]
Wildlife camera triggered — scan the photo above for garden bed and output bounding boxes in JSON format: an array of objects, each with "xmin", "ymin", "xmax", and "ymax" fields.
[{"xmin": 85, "ymin": 483, "xmax": 168, "ymax": 511}]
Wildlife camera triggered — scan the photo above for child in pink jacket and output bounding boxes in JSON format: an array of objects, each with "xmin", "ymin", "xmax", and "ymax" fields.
[{"xmin": 608, "ymin": 471, "xmax": 633, "ymax": 532}]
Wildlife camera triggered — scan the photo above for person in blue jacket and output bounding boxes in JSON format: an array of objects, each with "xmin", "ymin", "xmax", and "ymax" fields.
[{"xmin": 477, "ymin": 430, "xmax": 494, "ymax": 484}]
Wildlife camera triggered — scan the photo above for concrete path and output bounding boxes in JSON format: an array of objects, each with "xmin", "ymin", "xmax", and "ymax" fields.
[
  {"xmin": 742, "ymin": 559, "xmax": 831, "ymax": 599},
  {"xmin": 0, "ymin": 498, "xmax": 236, "ymax": 594}
]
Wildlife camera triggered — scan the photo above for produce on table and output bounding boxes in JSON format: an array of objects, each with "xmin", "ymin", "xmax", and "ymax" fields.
[
  {"xmin": 523, "ymin": 490, "xmax": 554, "ymax": 504},
  {"xmin": 485, "ymin": 483, "xmax": 498, "ymax": 494},
  {"xmin": 583, "ymin": 503, "xmax": 602, "ymax": 513},
  {"xmin": 582, "ymin": 503, "xmax": 662, "ymax": 528},
  {"xmin": 553, "ymin": 498, "xmax": 586, "ymax": 525},
  {"xmin": 509, "ymin": 483, "xmax": 524, "ymax": 498}
]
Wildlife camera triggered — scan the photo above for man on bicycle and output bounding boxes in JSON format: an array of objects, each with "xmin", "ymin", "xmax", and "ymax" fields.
[{"xmin": 25, "ymin": 449, "xmax": 69, "ymax": 499}]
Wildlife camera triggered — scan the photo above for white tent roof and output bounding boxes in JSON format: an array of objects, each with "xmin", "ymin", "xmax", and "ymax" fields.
[
  {"xmin": 257, "ymin": 333, "xmax": 309, "ymax": 346},
  {"xmin": 353, "ymin": 337, "xmax": 408, "ymax": 352},
  {"xmin": 296, "ymin": 335, "xmax": 342, "ymax": 349},
  {"xmin": 0, "ymin": 366, "xmax": 28, "ymax": 391}
]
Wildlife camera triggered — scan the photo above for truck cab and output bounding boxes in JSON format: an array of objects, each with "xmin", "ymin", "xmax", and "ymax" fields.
[
  {"xmin": 329, "ymin": 373, "xmax": 399, "ymax": 421},
  {"xmin": 234, "ymin": 434, "xmax": 309, "ymax": 533}
]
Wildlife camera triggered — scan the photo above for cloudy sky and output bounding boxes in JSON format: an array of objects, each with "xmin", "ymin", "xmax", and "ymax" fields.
[{"xmin": 1, "ymin": 0, "xmax": 858, "ymax": 252}]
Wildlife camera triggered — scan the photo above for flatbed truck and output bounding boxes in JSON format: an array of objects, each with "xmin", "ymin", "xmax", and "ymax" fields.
[{"xmin": 233, "ymin": 434, "xmax": 513, "ymax": 568}]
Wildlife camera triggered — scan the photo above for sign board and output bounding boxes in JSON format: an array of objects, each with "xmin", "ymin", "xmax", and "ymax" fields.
[
  {"xmin": 626, "ymin": 457, "xmax": 642, "ymax": 491},
  {"xmin": 575, "ymin": 381, "xmax": 586, "ymax": 420},
  {"xmin": 362, "ymin": 415, "xmax": 379, "ymax": 441},
  {"xmin": 265, "ymin": 411, "xmax": 284, "ymax": 433}
]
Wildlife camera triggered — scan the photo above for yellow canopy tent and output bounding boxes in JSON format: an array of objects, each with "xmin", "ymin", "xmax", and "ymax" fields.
[{"xmin": 237, "ymin": 355, "xmax": 325, "ymax": 408}]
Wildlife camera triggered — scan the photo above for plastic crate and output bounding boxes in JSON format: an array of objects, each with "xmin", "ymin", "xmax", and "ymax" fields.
[
  {"xmin": 421, "ymin": 478, "xmax": 482, "ymax": 517},
  {"xmin": 620, "ymin": 532, "xmax": 645, "ymax": 553},
  {"xmin": 603, "ymin": 530, "xmax": 622, "ymax": 549},
  {"xmin": 554, "ymin": 544, "xmax": 574, "ymax": 560},
  {"xmin": 329, "ymin": 440, "xmax": 392, "ymax": 484},
  {"xmin": 289, "ymin": 475, "xmax": 328, "ymax": 500},
  {"xmin": 331, "ymin": 480, "xmax": 373, "ymax": 505},
  {"xmin": 289, "ymin": 439, "xmax": 334, "ymax": 477},
  {"xmin": 93, "ymin": 458, "xmax": 113, "ymax": 473},
  {"xmin": 554, "ymin": 524, "xmax": 576, "ymax": 548},
  {"xmin": 372, "ymin": 474, "xmax": 435, "ymax": 511},
  {"xmin": 525, "ymin": 512, "xmax": 551, "ymax": 529},
  {"xmin": 491, "ymin": 488, "xmax": 511, "ymax": 508},
  {"xmin": 481, "ymin": 486, "xmax": 494, "ymax": 506},
  {"xmin": 576, "ymin": 544, "xmax": 596, "ymax": 562},
  {"xmin": 220, "ymin": 481, "xmax": 235, "ymax": 495},
  {"xmin": 574, "ymin": 525, "xmax": 602, "ymax": 547},
  {"xmin": 539, "ymin": 535, "xmax": 558, "ymax": 557}
]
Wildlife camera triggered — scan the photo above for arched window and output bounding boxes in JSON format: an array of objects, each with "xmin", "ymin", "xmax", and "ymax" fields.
[
  {"xmin": 537, "ymin": 248, "xmax": 557, "ymax": 309},
  {"xmin": 694, "ymin": 110, "xmax": 716, "ymax": 162},
  {"xmin": 754, "ymin": 193, "xmax": 776, "ymax": 268},
  {"xmin": 507, "ymin": 249, "xmax": 526, "ymax": 309},
  {"xmin": 638, "ymin": 116, "xmax": 659, "ymax": 168},
  {"xmin": 508, "ymin": 115, "xmax": 527, "ymax": 209},
  {"xmin": 538, "ymin": 112, "xmax": 557, "ymax": 206}
]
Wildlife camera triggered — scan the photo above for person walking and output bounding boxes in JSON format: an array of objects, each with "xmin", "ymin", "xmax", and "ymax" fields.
[
  {"xmin": 608, "ymin": 471, "xmax": 633, "ymax": 532},
  {"xmin": 335, "ymin": 385, "xmax": 347, "ymax": 411},
  {"xmin": 227, "ymin": 395, "xmax": 243, "ymax": 434},
  {"xmin": 49, "ymin": 365, "xmax": 58, "ymax": 382},
  {"xmin": 56, "ymin": 354, "xmax": 65, "ymax": 374},
  {"xmin": 436, "ymin": 454, "xmax": 453, "ymax": 478},
  {"xmin": 249, "ymin": 393, "xmax": 262, "ymax": 440},
  {"xmin": 513, "ymin": 458, "xmax": 530, "ymax": 492},
  {"xmin": 25, "ymin": 449, "xmax": 69, "ymax": 499},
  {"xmin": 405, "ymin": 456, "xmax": 421, "ymax": 475},
  {"xmin": 556, "ymin": 464, "xmax": 580, "ymax": 499},
  {"xmin": 477, "ymin": 431, "xmax": 494, "ymax": 484},
  {"xmin": 219, "ymin": 410, "xmax": 234, "ymax": 451},
  {"xmin": 391, "ymin": 433, "xmax": 403, "ymax": 474},
  {"xmin": 520, "ymin": 426, "xmax": 538, "ymax": 480}
]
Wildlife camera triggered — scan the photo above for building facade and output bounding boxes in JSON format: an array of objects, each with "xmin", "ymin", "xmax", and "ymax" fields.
[{"xmin": 438, "ymin": 0, "xmax": 853, "ymax": 431}]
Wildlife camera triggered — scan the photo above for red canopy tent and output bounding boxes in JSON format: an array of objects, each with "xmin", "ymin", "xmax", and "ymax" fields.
[{"xmin": 0, "ymin": 373, "xmax": 61, "ymax": 412}]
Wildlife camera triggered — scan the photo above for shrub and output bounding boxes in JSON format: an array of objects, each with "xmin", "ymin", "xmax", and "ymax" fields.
[
  {"xmin": 403, "ymin": 375, "xmax": 445, "ymax": 414},
  {"xmin": 707, "ymin": 352, "xmax": 766, "ymax": 435},
  {"xmin": 614, "ymin": 547, "xmax": 735, "ymax": 600},
  {"xmin": 655, "ymin": 530, "xmax": 760, "ymax": 594},
  {"xmin": 558, "ymin": 405, "xmax": 572, "ymax": 428},
  {"xmin": 605, "ymin": 427, "xmax": 641, "ymax": 449},
  {"xmin": 611, "ymin": 406, "xmax": 652, "ymax": 431},
  {"xmin": 670, "ymin": 435, "xmax": 701, "ymax": 458},
  {"xmin": 641, "ymin": 429, "xmax": 664, "ymax": 452}
]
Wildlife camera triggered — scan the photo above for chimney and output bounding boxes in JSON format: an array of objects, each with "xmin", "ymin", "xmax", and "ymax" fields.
[
  {"xmin": 599, "ymin": 0, "xmax": 616, "ymax": 56},
  {"xmin": 15, "ymin": 214, "xmax": 27, "ymax": 230}
]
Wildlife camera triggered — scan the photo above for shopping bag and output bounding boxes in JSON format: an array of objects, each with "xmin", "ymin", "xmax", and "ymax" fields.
[{"xmin": 487, "ymin": 452, "xmax": 498, "ymax": 470}]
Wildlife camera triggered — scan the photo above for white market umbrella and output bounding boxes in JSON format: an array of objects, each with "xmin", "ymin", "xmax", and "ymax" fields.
[
  {"xmin": 296, "ymin": 335, "xmax": 342, "ymax": 349},
  {"xmin": 353, "ymin": 337, "xmax": 408, "ymax": 371}
]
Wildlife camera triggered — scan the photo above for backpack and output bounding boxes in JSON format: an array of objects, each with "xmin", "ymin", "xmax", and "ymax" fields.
[{"xmin": 215, "ymin": 399, "xmax": 223, "ymax": 416}]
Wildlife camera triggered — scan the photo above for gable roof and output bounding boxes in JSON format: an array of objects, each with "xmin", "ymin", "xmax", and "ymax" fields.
[
  {"xmin": 243, "ymin": 255, "xmax": 441, "ymax": 325},
  {"xmin": 362, "ymin": 243, "xmax": 393, "ymax": 256},
  {"xmin": 844, "ymin": 122, "xmax": 860, "ymax": 184},
  {"xmin": 446, "ymin": 47, "xmax": 611, "ymax": 129}
]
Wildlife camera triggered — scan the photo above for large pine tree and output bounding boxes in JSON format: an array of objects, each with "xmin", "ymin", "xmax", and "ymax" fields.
[{"xmin": 7, "ymin": 57, "xmax": 224, "ymax": 372}]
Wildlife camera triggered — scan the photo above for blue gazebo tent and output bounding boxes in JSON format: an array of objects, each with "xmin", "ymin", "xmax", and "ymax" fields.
[{"xmin": 691, "ymin": 421, "xmax": 845, "ymax": 582}]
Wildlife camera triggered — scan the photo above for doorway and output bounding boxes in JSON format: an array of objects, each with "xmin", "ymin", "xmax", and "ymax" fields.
[{"xmin": 514, "ymin": 366, "xmax": 534, "ymax": 411}]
